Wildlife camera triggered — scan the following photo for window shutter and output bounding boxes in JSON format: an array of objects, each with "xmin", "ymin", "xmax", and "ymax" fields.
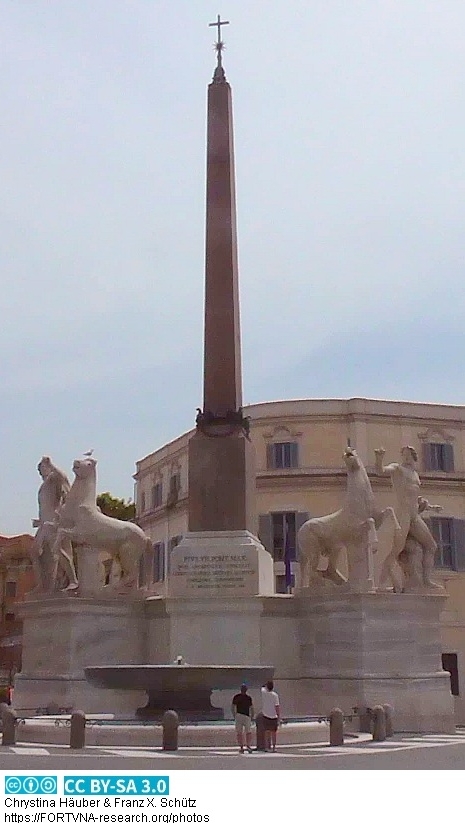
[
  {"xmin": 427, "ymin": 517, "xmax": 440, "ymax": 544},
  {"xmin": 425, "ymin": 517, "xmax": 440, "ymax": 567},
  {"xmin": 138, "ymin": 555, "xmax": 145, "ymax": 588},
  {"xmin": 290, "ymin": 442, "xmax": 299, "ymax": 468},
  {"xmin": 160, "ymin": 541, "xmax": 166, "ymax": 581},
  {"xmin": 295, "ymin": 512, "xmax": 309, "ymax": 558},
  {"xmin": 422, "ymin": 443, "xmax": 432, "ymax": 471},
  {"xmin": 452, "ymin": 519, "xmax": 465, "ymax": 571},
  {"xmin": 266, "ymin": 444, "xmax": 275, "ymax": 469},
  {"xmin": 258, "ymin": 514, "xmax": 274, "ymax": 554},
  {"xmin": 444, "ymin": 443, "xmax": 455, "ymax": 473}
]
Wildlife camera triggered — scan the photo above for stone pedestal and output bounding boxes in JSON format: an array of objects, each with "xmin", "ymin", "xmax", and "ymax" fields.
[
  {"xmin": 13, "ymin": 598, "xmax": 146, "ymax": 715},
  {"xmin": 168, "ymin": 531, "xmax": 274, "ymax": 597},
  {"xmin": 296, "ymin": 590, "xmax": 455, "ymax": 732},
  {"xmin": 188, "ymin": 432, "xmax": 256, "ymax": 533}
]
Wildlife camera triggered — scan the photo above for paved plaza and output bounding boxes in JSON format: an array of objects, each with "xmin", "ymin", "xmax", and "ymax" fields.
[{"xmin": 1, "ymin": 729, "xmax": 465, "ymax": 770}]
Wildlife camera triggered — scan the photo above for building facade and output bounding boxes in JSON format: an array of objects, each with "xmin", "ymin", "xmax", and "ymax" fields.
[
  {"xmin": 135, "ymin": 397, "xmax": 465, "ymax": 721},
  {"xmin": 0, "ymin": 534, "xmax": 35, "ymax": 686}
]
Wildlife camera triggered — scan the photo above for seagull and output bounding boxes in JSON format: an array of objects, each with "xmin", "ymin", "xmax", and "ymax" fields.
[{"xmin": 83, "ymin": 449, "xmax": 94, "ymax": 457}]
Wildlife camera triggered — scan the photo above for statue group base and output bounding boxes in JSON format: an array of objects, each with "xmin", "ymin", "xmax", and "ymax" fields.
[
  {"xmin": 14, "ymin": 589, "xmax": 455, "ymax": 732},
  {"xmin": 294, "ymin": 589, "xmax": 454, "ymax": 733},
  {"xmin": 13, "ymin": 597, "xmax": 146, "ymax": 716}
]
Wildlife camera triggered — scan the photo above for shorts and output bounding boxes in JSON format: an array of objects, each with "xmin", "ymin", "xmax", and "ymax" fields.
[
  {"xmin": 263, "ymin": 715, "xmax": 278, "ymax": 732},
  {"xmin": 235, "ymin": 714, "xmax": 252, "ymax": 733}
]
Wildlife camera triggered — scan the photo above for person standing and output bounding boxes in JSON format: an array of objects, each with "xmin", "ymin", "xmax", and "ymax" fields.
[
  {"xmin": 231, "ymin": 684, "xmax": 254, "ymax": 754},
  {"xmin": 261, "ymin": 680, "xmax": 280, "ymax": 752}
]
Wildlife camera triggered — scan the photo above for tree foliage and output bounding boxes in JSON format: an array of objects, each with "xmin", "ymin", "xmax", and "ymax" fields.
[{"xmin": 96, "ymin": 492, "xmax": 135, "ymax": 521}]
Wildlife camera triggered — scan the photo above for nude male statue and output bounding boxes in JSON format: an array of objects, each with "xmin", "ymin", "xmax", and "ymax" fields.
[
  {"xmin": 31, "ymin": 456, "xmax": 78, "ymax": 592},
  {"xmin": 374, "ymin": 446, "xmax": 443, "ymax": 592}
]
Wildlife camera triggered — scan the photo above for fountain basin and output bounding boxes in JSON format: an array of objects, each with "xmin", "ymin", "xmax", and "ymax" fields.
[{"xmin": 85, "ymin": 664, "xmax": 274, "ymax": 720}]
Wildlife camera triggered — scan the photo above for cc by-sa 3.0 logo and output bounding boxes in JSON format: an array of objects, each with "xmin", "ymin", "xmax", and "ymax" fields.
[{"xmin": 5, "ymin": 776, "xmax": 58, "ymax": 794}]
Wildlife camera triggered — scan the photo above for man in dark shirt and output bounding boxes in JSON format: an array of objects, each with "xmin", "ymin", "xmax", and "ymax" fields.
[{"xmin": 231, "ymin": 684, "xmax": 254, "ymax": 753}]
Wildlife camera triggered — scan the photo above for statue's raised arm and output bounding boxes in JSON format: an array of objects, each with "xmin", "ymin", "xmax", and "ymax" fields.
[{"xmin": 374, "ymin": 447, "xmax": 399, "ymax": 475}]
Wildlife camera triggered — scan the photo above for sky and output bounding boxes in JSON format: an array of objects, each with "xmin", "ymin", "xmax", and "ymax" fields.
[{"xmin": 1, "ymin": 0, "xmax": 465, "ymax": 533}]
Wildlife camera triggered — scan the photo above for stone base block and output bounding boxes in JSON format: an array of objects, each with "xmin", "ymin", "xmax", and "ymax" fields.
[
  {"xmin": 295, "ymin": 590, "xmax": 455, "ymax": 732},
  {"xmin": 168, "ymin": 531, "xmax": 274, "ymax": 597},
  {"xmin": 13, "ymin": 597, "xmax": 146, "ymax": 716},
  {"xmin": 146, "ymin": 596, "xmax": 268, "ymax": 665}
]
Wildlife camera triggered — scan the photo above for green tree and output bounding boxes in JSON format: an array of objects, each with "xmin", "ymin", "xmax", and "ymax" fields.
[{"xmin": 96, "ymin": 492, "xmax": 135, "ymax": 521}]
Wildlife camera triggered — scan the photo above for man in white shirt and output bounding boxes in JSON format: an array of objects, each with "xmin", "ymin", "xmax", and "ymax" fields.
[{"xmin": 261, "ymin": 680, "xmax": 280, "ymax": 752}]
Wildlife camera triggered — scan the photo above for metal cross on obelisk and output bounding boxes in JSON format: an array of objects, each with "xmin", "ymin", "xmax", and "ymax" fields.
[{"xmin": 209, "ymin": 14, "xmax": 229, "ymax": 80}]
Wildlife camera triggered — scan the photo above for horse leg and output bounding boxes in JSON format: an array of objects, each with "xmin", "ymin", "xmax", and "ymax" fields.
[
  {"xmin": 300, "ymin": 532, "xmax": 326, "ymax": 588},
  {"xmin": 323, "ymin": 545, "xmax": 347, "ymax": 585},
  {"xmin": 114, "ymin": 544, "xmax": 140, "ymax": 591}
]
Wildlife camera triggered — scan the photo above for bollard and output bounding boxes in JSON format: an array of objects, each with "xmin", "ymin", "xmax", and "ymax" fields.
[
  {"xmin": 383, "ymin": 704, "xmax": 394, "ymax": 738},
  {"xmin": 162, "ymin": 710, "xmax": 179, "ymax": 751},
  {"xmin": 255, "ymin": 712, "xmax": 266, "ymax": 751},
  {"xmin": 0, "ymin": 702, "xmax": 8, "ymax": 732},
  {"xmin": 329, "ymin": 707, "xmax": 344, "ymax": 746},
  {"xmin": 2, "ymin": 707, "xmax": 17, "ymax": 746},
  {"xmin": 70, "ymin": 711, "xmax": 86, "ymax": 749},
  {"xmin": 372, "ymin": 705, "xmax": 386, "ymax": 742}
]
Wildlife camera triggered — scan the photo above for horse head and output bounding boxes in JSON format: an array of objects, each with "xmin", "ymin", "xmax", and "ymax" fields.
[
  {"xmin": 343, "ymin": 446, "xmax": 362, "ymax": 473},
  {"xmin": 72, "ymin": 457, "xmax": 97, "ymax": 479},
  {"xmin": 343, "ymin": 446, "xmax": 375, "ymax": 517}
]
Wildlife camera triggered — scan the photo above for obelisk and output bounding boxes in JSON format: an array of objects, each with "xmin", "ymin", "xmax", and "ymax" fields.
[{"xmin": 169, "ymin": 18, "xmax": 273, "ymax": 597}]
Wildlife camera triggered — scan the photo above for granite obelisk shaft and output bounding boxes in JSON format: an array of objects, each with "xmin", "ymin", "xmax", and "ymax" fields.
[
  {"xmin": 203, "ymin": 76, "xmax": 242, "ymax": 415},
  {"xmin": 188, "ymin": 63, "xmax": 255, "ymax": 533}
]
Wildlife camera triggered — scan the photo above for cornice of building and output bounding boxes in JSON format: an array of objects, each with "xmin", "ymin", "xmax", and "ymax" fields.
[
  {"xmin": 137, "ymin": 496, "xmax": 188, "ymax": 525},
  {"xmin": 256, "ymin": 468, "xmax": 465, "ymax": 491},
  {"xmin": 135, "ymin": 397, "xmax": 465, "ymax": 473}
]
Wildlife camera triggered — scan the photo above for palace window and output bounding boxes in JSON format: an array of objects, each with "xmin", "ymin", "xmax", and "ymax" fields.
[
  {"xmin": 267, "ymin": 442, "xmax": 299, "ymax": 470},
  {"xmin": 167, "ymin": 474, "xmax": 181, "ymax": 506},
  {"xmin": 442, "ymin": 652, "xmax": 459, "ymax": 696},
  {"xmin": 429, "ymin": 517, "xmax": 465, "ymax": 571},
  {"xmin": 151, "ymin": 482, "xmax": 163, "ymax": 509},
  {"xmin": 422, "ymin": 442, "xmax": 454, "ymax": 472},
  {"xmin": 139, "ymin": 491, "xmax": 146, "ymax": 513},
  {"xmin": 153, "ymin": 542, "xmax": 165, "ymax": 583},
  {"xmin": 271, "ymin": 512, "xmax": 297, "ymax": 562},
  {"xmin": 258, "ymin": 512, "xmax": 309, "ymax": 561},
  {"xmin": 5, "ymin": 581, "xmax": 16, "ymax": 599}
]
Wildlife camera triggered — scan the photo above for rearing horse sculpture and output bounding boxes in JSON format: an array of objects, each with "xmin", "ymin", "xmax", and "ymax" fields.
[
  {"xmin": 298, "ymin": 447, "xmax": 401, "ymax": 590},
  {"xmin": 53, "ymin": 457, "xmax": 151, "ymax": 593}
]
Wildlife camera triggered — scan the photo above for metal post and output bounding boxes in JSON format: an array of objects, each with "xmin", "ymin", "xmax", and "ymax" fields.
[
  {"xmin": 372, "ymin": 705, "xmax": 386, "ymax": 742},
  {"xmin": 162, "ymin": 710, "xmax": 179, "ymax": 751},
  {"xmin": 329, "ymin": 707, "xmax": 344, "ymax": 746},
  {"xmin": 70, "ymin": 711, "xmax": 86, "ymax": 749},
  {"xmin": 1, "ymin": 707, "xmax": 17, "ymax": 746}
]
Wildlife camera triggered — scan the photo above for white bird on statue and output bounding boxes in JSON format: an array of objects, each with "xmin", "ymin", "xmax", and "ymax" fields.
[{"xmin": 83, "ymin": 449, "xmax": 94, "ymax": 457}]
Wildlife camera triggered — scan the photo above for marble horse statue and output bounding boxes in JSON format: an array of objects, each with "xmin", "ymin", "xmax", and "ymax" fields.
[
  {"xmin": 53, "ymin": 456, "xmax": 151, "ymax": 593},
  {"xmin": 298, "ymin": 446, "xmax": 401, "ymax": 591}
]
